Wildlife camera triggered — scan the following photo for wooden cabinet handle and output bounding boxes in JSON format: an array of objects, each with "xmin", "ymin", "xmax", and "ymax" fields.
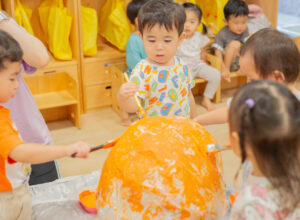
[{"xmin": 44, "ymin": 70, "xmax": 56, "ymax": 74}]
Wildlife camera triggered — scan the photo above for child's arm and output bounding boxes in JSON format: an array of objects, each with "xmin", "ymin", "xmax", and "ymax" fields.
[
  {"xmin": 215, "ymin": 49, "xmax": 231, "ymax": 82},
  {"xmin": 9, "ymin": 142, "xmax": 90, "ymax": 164},
  {"xmin": 193, "ymin": 106, "xmax": 228, "ymax": 125},
  {"xmin": 118, "ymin": 82, "xmax": 140, "ymax": 113},
  {"xmin": 188, "ymin": 91, "xmax": 197, "ymax": 119},
  {"xmin": 0, "ymin": 19, "xmax": 49, "ymax": 68}
]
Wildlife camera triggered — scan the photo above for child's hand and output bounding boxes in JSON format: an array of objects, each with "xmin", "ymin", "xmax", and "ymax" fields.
[
  {"xmin": 119, "ymin": 82, "xmax": 139, "ymax": 99},
  {"xmin": 66, "ymin": 141, "xmax": 90, "ymax": 158}
]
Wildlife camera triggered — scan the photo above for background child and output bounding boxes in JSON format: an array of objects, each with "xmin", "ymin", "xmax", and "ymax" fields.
[
  {"xmin": 194, "ymin": 28, "xmax": 300, "ymax": 126},
  {"xmin": 228, "ymin": 80, "xmax": 300, "ymax": 219},
  {"xmin": 0, "ymin": 30, "xmax": 90, "ymax": 220},
  {"xmin": 0, "ymin": 14, "xmax": 58, "ymax": 185},
  {"xmin": 177, "ymin": 3, "xmax": 220, "ymax": 111},
  {"xmin": 212, "ymin": 0, "xmax": 249, "ymax": 82},
  {"xmin": 121, "ymin": 0, "xmax": 148, "ymax": 126},
  {"xmin": 118, "ymin": 0, "xmax": 197, "ymax": 118},
  {"xmin": 126, "ymin": 0, "xmax": 148, "ymax": 75}
]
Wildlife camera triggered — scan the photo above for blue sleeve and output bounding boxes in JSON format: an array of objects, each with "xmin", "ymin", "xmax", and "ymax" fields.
[{"xmin": 126, "ymin": 35, "xmax": 146, "ymax": 75}]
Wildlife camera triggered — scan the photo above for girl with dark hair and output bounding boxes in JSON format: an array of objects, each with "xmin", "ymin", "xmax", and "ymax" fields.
[
  {"xmin": 177, "ymin": 3, "xmax": 221, "ymax": 111},
  {"xmin": 228, "ymin": 80, "xmax": 300, "ymax": 219}
]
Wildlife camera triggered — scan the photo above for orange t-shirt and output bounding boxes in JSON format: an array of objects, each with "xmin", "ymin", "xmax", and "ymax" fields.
[{"xmin": 0, "ymin": 106, "xmax": 30, "ymax": 192}]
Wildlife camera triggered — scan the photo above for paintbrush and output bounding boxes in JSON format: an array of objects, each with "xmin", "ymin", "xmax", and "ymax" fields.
[
  {"xmin": 207, "ymin": 144, "xmax": 229, "ymax": 154},
  {"xmin": 123, "ymin": 73, "xmax": 147, "ymax": 118},
  {"xmin": 71, "ymin": 138, "xmax": 119, "ymax": 158}
]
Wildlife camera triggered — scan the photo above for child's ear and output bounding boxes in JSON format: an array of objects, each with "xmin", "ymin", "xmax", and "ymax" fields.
[{"xmin": 270, "ymin": 70, "xmax": 285, "ymax": 83}]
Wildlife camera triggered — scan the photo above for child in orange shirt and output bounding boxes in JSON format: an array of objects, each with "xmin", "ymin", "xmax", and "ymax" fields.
[{"xmin": 0, "ymin": 30, "xmax": 90, "ymax": 220}]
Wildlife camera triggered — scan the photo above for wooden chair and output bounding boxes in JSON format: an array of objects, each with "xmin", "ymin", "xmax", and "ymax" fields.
[{"xmin": 111, "ymin": 63, "xmax": 127, "ymax": 116}]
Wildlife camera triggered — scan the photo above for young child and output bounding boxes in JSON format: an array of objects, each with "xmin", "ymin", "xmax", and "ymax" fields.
[
  {"xmin": 212, "ymin": 0, "xmax": 249, "ymax": 82},
  {"xmin": 0, "ymin": 30, "xmax": 90, "ymax": 220},
  {"xmin": 0, "ymin": 14, "xmax": 58, "ymax": 185},
  {"xmin": 126, "ymin": 0, "xmax": 148, "ymax": 75},
  {"xmin": 194, "ymin": 28, "xmax": 300, "ymax": 125},
  {"xmin": 121, "ymin": 0, "xmax": 148, "ymax": 126},
  {"xmin": 228, "ymin": 80, "xmax": 300, "ymax": 219},
  {"xmin": 118, "ymin": 0, "xmax": 197, "ymax": 118},
  {"xmin": 177, "ymin": 3, "xmax": 220, "ymax": 111}
]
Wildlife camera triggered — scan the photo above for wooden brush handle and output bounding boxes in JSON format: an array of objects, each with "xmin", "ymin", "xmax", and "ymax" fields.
[{"xmin": 123, "ymin": 73, "xmax": 147, "ymax": 118}]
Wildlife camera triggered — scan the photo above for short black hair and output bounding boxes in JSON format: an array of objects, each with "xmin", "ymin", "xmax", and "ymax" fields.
[
  {"xmin": 241, "ymin": 28, "xmax": 300, "ymax": 84},
  {"xmin": 0, "ymin": 30, "xmax": 23, "ymax": 71},
  {"xmin": 224, "ymin": 0, "xmax": 249, "ymax": 20},
  {"xmin": 126, "ymin": 0, "xmax": 149, "ymax": 25},
  {"xmin": 138, "ymin": 0, "xmax": 186, "ymax": 36},
  {"xmin": 182, "ymin": 2, "xmax": 207, "ymax": 34}
]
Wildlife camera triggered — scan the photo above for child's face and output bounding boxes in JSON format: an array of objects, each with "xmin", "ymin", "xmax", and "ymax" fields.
[
  {"xmin": 0, "ymin": 61, "xmax": 21, "ymax": 103},
  {"xmin": 239, "ymin": 53, "xmax": 261, "ymax": 82},
  {"xmin": 184, "ymin": 10, "xmax": 200, "ymax": 38},
  {"xmin": 140, "ymin": 24, "xmax": 184, "ymax": 66},
  {"xmin": 226, "ymin": 15, "xmax": 248, "ymax": 35}
]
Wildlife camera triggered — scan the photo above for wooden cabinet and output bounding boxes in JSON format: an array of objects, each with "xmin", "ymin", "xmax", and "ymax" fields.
[
  {"xmin": 1, "ymin": 0, "xmax": 83, "ymax": 125},
  {"xmin": 77, "ymin": 0, "xmax": 127, "ymax": 112}
]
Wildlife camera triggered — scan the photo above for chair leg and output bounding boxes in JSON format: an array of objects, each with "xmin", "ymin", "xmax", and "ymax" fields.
[
  {"xmin": 212, "ymin": 85, "xmax": 221, "ymax": 103},
  {"xmin": 237, "ymin": 76, "xmax": 247, "ymax": 88}
]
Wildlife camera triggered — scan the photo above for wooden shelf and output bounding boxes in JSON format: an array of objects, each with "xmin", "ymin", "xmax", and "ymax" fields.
[
  {"xmin": 84, "ymin": 43, "xmax": 125, "ymax": 63},
  {"xmin": 33, "ymin": 91, "xmax": 77, "ymax": 110},
  {"xmin": 24, "ymin": 72, "xmax": 81, "ymax": 128},
  {"xmin": 46, "ymin": 54, "xmax": 78, "ymax": 68}
]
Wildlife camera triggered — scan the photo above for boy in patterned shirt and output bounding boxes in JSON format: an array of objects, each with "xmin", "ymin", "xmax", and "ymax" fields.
[{"xmin": 118, "ymin": 0, "xmax": 197, "ymax": 118}]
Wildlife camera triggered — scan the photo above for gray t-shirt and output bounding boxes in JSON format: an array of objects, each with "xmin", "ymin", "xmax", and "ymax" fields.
[{"xmin": 212, "ymin": 26, "xmax": 249, "ymax": 52}]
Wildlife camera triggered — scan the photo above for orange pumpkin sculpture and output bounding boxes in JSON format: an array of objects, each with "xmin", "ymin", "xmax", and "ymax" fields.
[{"xmin": 96, "ymin": 116, "xmax": 226, "ymax": 219}]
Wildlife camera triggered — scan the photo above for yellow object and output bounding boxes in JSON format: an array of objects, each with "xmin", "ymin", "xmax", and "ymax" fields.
[
  {"xmin": 81, "ymin": 6, "xmax": 98, "ymax": 56},
  {"xmin": 99, "ymin": 0, "xmax": 131, "ymax": 51},
  {"xmin": 40, "ymin": 0, "xmax": 73, "ymax": 60},
  {"xmin": 195, "ymin": 0, "xmax": 227, "ymax": 34},
  {"xmin": 173, "ymin": 0, "xmax": 226, "ymax": 34},
  {"xmin": 14, "ymin": 0, "xmax": 34, "ymax": 35},
  {"xmin": 38, "ymin": 0, "xmax": 53, "ymax": 40}
]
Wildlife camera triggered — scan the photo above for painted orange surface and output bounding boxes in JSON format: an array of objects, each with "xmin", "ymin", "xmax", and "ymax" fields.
[{"xmin": 96, "ymin": 116, "xmax": 226, "ymax": 219}]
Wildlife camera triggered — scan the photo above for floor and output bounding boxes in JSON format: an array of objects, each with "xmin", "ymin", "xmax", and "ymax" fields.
[{"xmin": 49, "ymin": 81, "xmax": 300, "ymax": 189}]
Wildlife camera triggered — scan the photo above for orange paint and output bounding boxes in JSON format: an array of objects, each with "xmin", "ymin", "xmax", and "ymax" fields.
[
  {"xmin": 79, "ymin": 190, "xmax": 97, "ymax": 212},
  {"xmin": 96, "ymin": 116, "xmax": 226, "ymax": 219}
]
